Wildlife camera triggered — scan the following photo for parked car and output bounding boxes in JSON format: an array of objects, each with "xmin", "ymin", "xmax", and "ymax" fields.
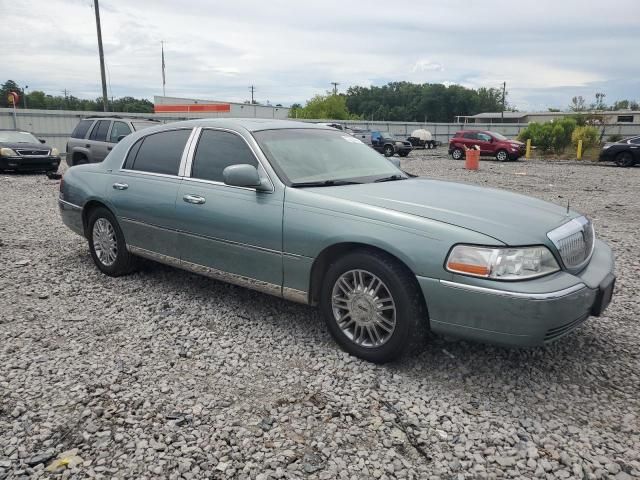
[
  {"xmin": 599, "ymin": 135, "xmax": 640, "ymax": 167},
  {"xmin": 407, "ymin": 129, "xmax": 437, "ymax": 149},
  {"xmin": 449, "ymin": 130, "xmax": 525, "ymax": 162},
  {"xmin": 0, "ymin": 129, "xmax": 61, "ymax": 173},
  {"xmin": 66, "ymin": 116, "xmax": 161, "ymax": 167},
  {"xmin": 59, "ymin": 119, "xmax": 615, "ymax": 363},
  {"xmin": 351, "ymin": 130, "xmax": 413, "ymax": 157}
]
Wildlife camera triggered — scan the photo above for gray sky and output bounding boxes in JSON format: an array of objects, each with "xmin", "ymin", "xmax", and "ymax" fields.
[{"xmin": 3, "ymin": 0, "xmax": 639, "ymax": 110}]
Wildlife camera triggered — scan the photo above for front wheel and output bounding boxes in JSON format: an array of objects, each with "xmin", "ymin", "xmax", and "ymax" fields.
[
  {"xmin": 451, "ymin": 148, "xmax": 464, "ymax": 160},
  {"xmin": 495, "ymin": 149, "xmax": 509, "ymax": 162},
  {"xmin": 320, "ymin": 250, "xmax": 426, "ymax": 363},
  {"xmin": 88, "ymin": 207, "xmax": 137, "ymax": 276},
  {"xmin": 614, "ymin": 151, "xmax": 635, "ymax": 167},
  {"xmin": 383, "ymin": 145, "xmax": 395, "ymax": 157}
]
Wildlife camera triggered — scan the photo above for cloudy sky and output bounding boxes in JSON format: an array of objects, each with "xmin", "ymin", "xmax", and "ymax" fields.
[{"xmin": 3, "ymin": 0, "xmax": 639, "ymax": 111}]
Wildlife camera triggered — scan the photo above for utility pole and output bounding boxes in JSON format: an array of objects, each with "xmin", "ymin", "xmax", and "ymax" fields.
[
  {"xmin": 331, "ymin": 82, "xmax": 339, "ymax": 95},
  {"xmin": 23, "ymin": 85, "xmax": 28, "ymax": 109},
  {"xmin": 249, "ymin": 85, "xmax": 256, "ymax": 104},
  {"xmin": 93, "ymin": 0, "xmax": 109, "ymax": 112},
  {"xmin": 501, "ymin": 81, "xmax": 506, "ymax": 123}
]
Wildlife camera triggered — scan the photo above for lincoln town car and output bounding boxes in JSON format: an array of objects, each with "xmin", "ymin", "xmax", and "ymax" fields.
[{"xmin": 58, "ymin": 119, "xmax": 615, "ymax": 363}]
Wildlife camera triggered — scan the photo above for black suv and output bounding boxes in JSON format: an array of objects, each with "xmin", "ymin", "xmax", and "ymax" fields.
[{"xmin": 66, "ymin": 117, "xmax": 160, "ymax": 167}]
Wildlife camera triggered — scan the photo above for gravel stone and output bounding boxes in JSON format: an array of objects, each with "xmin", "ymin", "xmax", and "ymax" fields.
[{"xmin": 0, "ymin": 154, "xmax": 639, "ymax": 478}]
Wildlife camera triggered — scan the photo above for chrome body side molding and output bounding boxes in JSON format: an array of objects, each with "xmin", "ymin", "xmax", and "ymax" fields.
[{"xmin": 439, "ymin": 280, "xmax": 587, "ymax": 300}]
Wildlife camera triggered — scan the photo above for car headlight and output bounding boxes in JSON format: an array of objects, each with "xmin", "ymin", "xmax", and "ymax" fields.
[
  {"xmin": 602, "ymin": 144, "xmax": 612, "ymax": 149},
  {"xmin": 446, "ymin": 245, "xmax": 559, "ymax": 280},
  {"xmin": 50, "ymin": 147, "xmax": 59, "ymax": 156},
  {"xmin": 0, "ymin": 148, "xmax": 17, "ymax": 157}
]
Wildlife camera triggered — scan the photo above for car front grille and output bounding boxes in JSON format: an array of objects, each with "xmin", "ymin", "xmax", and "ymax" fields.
[
  {"xmin": 547, "ymin": 216, "xmax": 594, "ymax": 270},
  {"xmin": 15, "ymin": 149, "xmax": 50, "ymax": 157}
]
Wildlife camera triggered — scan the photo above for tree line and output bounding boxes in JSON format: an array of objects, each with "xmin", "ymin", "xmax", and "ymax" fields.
[{"xmin": 0, "ymin": 80, "xmax": 154, "ymax": 113}]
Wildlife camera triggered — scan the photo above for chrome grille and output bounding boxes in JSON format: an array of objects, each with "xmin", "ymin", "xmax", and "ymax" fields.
[
  {"xmin": 547, "ymin": 216, "xmax": 594, "ymax": 270},
  {"xmin": 15, "ymin": 149, "xmax": 50, "ymax": 157}
]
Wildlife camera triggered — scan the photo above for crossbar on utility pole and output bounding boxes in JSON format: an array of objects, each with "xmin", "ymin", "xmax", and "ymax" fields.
[{"xmin": 94, "ymin": 0, "xmax": 109, "ymax": 112}]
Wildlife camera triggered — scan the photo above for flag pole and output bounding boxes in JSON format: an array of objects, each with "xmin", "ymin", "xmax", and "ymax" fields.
[{"xmin": 161, "ymin": 40, "xmax": 166, "ymax": 96}]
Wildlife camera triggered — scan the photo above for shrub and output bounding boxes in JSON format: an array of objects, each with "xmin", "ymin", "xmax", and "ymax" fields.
[
  {"xmin": 517, "ymin": 117, "xmax": 577, "ymax": 153},
  {"xmin": 607, "ymin": 133, "xmax": 623, "ymax": 142},
  {"xmin": 572, "ymin": 126, "xmax": 599, "ymax": 151}
]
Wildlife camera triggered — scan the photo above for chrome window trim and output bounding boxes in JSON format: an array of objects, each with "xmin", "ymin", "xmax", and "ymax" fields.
[
  {"xmin": 118, "ymin": 127, "xmax": 195, "ymax": 176},
  {"xmin": 185, "ymin": 127, "xmax": 275, "ymax": 193},
  {"xmin": 439, "ymin": 280, "xmax": 587, "ymax": 300}
]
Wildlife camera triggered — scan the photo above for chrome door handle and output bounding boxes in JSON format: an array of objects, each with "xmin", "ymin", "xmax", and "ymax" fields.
[
  {"xmin": 183, "ymin": 194, "xmax": 206, "ymax": 205},
  {"xmin": 112, "ymin": 183, "xmax": 128, "ymax": 190}
]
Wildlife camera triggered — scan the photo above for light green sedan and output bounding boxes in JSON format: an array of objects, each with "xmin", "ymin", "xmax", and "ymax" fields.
[{"xmin": 59, "ymin": 119, "xmax": 615, "ymax": 363}]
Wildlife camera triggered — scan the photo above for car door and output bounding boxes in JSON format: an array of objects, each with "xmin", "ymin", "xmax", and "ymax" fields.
[
  {"xmin": 175, "ymin": 128, "xmax": 284, "ymax": 291},
  {"xmin": 86, "ymin": 120, "xmax": 111, "ymax": 163},
  {"xmin": 370, "ymin": 131, "xmax": 383, "ymax": 152},
  {"xmin": 475, "ymin": 132, "xmax": 494, "ymax": 154},
  {"xmin": 107, "ymin": 120, "xmax": 133, "ymax": 154},
  {"xmin": 461, "ymin": 132, "xmax": 476, "ymax": 149},
  {"xmin": 108, "ymin": 128, "xmax": 194, "ymax": 260}
]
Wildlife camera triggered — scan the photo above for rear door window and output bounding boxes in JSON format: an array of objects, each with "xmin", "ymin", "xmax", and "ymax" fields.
[
  {"xmin": 89, "ymin": 120, "xmax": 111, "ymax": 142},
  {"xmin": 130, "ymin": 129, "xmax": 191, "ymax": 175},
  {"xmin": 71, "ymin": 120, "xmax": 94, "ymax": 139},
  {"xmin": 463, "ymin": 132, "xmax": 477, "ymax": 140},
  {"xmin": 109, "ymin": 121, "xmax": 132, "ymax": 143},
  {"xmin": 191, "ymin": 130, "xmax": 258, "ymax": 182}
]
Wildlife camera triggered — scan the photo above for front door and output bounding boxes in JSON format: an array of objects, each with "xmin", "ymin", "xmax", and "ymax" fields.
[
  {"xmin": 175, "ymin": 128, "xmax": 284, "ymax": 291},
  {"xmin": 475, "ymin": 132, "xmax": 494, "ymax": 154},
  {"xmin": 109, "ymin": 128, "xmax": 193, "ymax": 259}
]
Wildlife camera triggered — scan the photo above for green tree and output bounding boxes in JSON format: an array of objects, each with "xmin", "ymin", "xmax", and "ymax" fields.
[{"xmin": 292, "ymin": 93, "xmax": 357, "ymax": 120}]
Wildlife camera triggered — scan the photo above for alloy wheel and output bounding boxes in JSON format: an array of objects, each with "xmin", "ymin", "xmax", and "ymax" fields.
[
  {"xmin": 331, "ymin": 269, "xmax": 397, "ymax": 348},
  {"xmin": 92, "ymin": 218, "xmax": 118, "ymax": 266}
]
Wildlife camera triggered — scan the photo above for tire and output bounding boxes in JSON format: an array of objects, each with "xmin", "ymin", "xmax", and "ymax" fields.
[
  {"xmin": 495, "ymin": 149, "xmax": 509, "ymax": 162},
  {"xmin": 87, "ymin": 207, "xmax": 137, "ymax": 276},
  {"xmin": 73, "ymin": 155, "xmax": 88, "ymax": 167},
  {"xmin": 451, "ymin": 148, "xmax": 464, "ymax": 160},
  {"xmin": 614, "ymin": 151, "xmax": 635, "ymax": 167},
  {"xmin": 383, "ymin": 145, "xmax": 395, "ymax": 157},
  {"xmin": 398, "ymin": 151, "xmax": 409, "ymax": 157},
  {"xmin": 320, "ymin": 250, "xmax": 426, "ymax": 363}
]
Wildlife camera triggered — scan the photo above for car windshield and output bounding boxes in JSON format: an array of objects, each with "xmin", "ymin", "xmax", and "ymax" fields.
[
  {"xmin": 131, "ymin": 121, "xmax": 160, "ymax": 131},
  {"xmin": 380, "ymin": 132, "xmax": 394, "ymax": 140},
  {"xmin": 0, "ymin": 130, "xmax": 40, "ymax": 143},
  {"xmin": 253, "ymin": 129, "xmax": 405, "ymax": 184},
  {"xmin": 488, "ymin": 131, "xmax": 507, "ymax": 140}
]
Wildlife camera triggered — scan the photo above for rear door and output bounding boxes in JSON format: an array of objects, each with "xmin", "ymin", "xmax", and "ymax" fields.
[
  {"xmin": 87, "ymin": 120, "xmax": 112, "ymax": 163},
  {"xmin": 461, "ymin": 132, "xmax": 477, "ymax": 149},
  {"xmin": 108, "ymin": 128, "xmax": 194, "ymax": 259}
]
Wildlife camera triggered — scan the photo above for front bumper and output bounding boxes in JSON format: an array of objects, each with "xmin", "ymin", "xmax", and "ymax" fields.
[
  {"xmin": 0, "ymin": 155, "xmax": 61, "ymax": 172},
  {"xmin": 417, "ymin": 239, "xmax": 615, "ymax": 346},
  {"xmin": 598, "ymin": 149, "xmax": 614, "ymax": 162}
]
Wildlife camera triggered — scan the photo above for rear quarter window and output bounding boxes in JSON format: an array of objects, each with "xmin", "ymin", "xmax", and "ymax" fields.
[
  {"xmin": 129, "ymin": 129, "xmax": 191, "ymax": 175},
  {"xmin": 71, "ymin": 120, "xmax": 94, "ymax": 139}
]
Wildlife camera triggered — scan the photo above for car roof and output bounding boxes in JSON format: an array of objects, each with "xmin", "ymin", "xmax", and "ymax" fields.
[{"xmin": 141, "ymin": 118, "xmax": 332, "ymax": 133}]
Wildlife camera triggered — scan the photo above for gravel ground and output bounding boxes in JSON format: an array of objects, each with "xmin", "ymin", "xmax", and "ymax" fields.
[{"xmin": 1, "ymin": 151, "xmax": 639, "ymax": 480}]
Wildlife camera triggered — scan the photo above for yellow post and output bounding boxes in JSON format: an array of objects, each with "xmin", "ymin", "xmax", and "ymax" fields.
[
  {"xmin": 577, "ymin": 139, "xmax": 583, "ymax": 160},
  {"xmin": 525, "ymin": 139, "xmax": 531, "ymax": 159}
]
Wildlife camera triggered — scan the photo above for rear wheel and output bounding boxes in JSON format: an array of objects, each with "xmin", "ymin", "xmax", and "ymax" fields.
[
  {"xmin": 87, "ymin": 207, "xmax": 137, "ymax": 276},
  {"xmin": 320, "ymin": 250, "xmax": 426, "ymax": 363},
  {"xmin": 383, "ymin": 145, "xmax": 395, "ymax": 157},
  {"xmin": 614, "ymin": 151, "xmax": 635, "ymax": 167},
  {"xmin": 73, "ymin": 154, "xmax": 88, "ymax": 166},
  {"xmin": 451, "ymin": 148, "xmax": 464, "ymax": 160},
  {"xmin": 496, "ymin": 149, "xmax": 509, "ymax": 162}
]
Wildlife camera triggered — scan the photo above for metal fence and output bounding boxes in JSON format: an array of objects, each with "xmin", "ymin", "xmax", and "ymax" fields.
[{"xmin": 2, "ymin": 108, "xmax": 640, "ymax": 154}]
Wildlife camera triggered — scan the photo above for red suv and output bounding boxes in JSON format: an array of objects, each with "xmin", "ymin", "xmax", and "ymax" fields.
[{"xmin": 448, "ymin": 130, "xmax": 525, "ymax": 162}]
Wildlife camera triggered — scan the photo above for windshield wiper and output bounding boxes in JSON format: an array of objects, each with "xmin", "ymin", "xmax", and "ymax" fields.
[
  {"xmin": 290, "ymin": 180, "xmax": 362, "ymax": 188},
  {"xmin": 374, "ymin": 174, "xmax": 408, "ymax": 183}
]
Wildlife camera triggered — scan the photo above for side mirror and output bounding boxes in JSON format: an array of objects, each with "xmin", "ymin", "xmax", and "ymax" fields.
[
  {"xmin": 117, "ymin": 135, "xmax": 127, "ymax": 142},
  {"xmin": 223, "ymin": 164, "xmax": 270, "ymax": 191},
  {"xmin": 39, "ymin": 138, "xmax": 46, "ymax": 144},
  {"xmin": 388, "ymin": 157, "xmax": 401, "ymax": 168}
]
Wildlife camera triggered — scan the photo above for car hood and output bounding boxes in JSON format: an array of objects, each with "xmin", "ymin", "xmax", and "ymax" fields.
[
  {"xmin": 0, "ymin": 142, "xmax": 49, "ymax": 151},
  {"xmin": 313, "ymin": 178, "xmax": 577, "ymax": 245}
]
